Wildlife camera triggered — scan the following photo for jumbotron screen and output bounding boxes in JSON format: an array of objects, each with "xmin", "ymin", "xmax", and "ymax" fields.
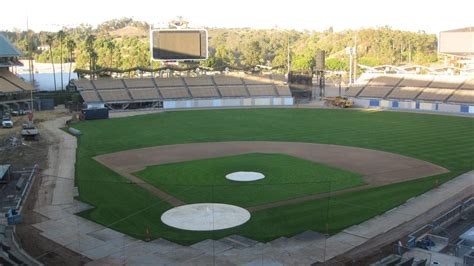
[{"xmin": 151, "ymin": 29, "xmax": 208, "ymax": 61}]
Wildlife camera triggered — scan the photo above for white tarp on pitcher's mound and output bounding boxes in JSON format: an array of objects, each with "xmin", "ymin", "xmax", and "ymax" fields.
[
  {"xmin": 225, "ymin": 171, "xmax": 265, "ymax": 182},
  {"xmin": 161, "ymin": 203, "xmax": 251, "ymax": 231}
]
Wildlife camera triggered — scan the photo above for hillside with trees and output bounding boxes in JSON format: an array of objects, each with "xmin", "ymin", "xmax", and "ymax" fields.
[{"xmin": 1, "ymin": 18, "xmax": 438, "ymax": 74}]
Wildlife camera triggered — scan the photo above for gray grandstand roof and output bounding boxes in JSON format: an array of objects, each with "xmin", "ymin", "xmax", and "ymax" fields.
[{"xmin": 0, "ymin": 34, "xmax": 21, "ymax": 57}]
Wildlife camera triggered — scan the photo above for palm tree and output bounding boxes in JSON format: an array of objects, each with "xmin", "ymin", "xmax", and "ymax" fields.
[
  {"xmin": 105, "ymin": 39, "xmax": 115, "ymax": 68},
  {"xmin": 57, "ymin": 30, "xmax": 66, "ymax": 90},
  {"xmin": 45, "ymin": 34, "xmax": 57, "ymax": 91},
  {"xmin": 66, "ymin": 38, "xmax": 76, "ymax": 83},
  {"xmin": 85, "ymin": 34, "xmax": 96, "ymax": 78}
]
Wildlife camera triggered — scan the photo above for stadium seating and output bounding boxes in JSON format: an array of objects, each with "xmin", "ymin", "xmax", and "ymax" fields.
[
  {"xmin": 217, "ymin": 85, "xmax": 249, "ymax": 97},
  {"xmin": 0, "ymin": 77, "xmax": 22, "ymax": 93},
  {"xmin": 345, "ymin": 86, "xmax": 365, "ymax": 97},
  {"xmin": 74, "ymin": 79, "xmax": 95, "ymax": 90},
  {"xmin": 188, "ymin": 86, "xmax": 220, "ymax": 98},
  {"xmin": 184, "ymin": 76, "xmax": 214, "ymax": 86},
  {"xmin": 275, "ymin": 85, "xmax": 292, "ymax": 96},
  {"xmin": 447, "ymin": 90, "xmax": 474, "ymax": 103},
  {"xmin": 80, "ymin": 90, "xmax": 101, "ymax": 102},
  {"xmin": 367, "ymin": 75, "xmax": 403, "ymax": 87},
  {"xmin": 429, "ymin": 76, "xmax": 465, "ymax": 89},
  {"xmin": 98, "ymin": 89, "xmax": 131, "ymax": 101},
  {"xmin": 416, "ymin": 88, "xmax": 455, "ymax": 102},
  {"xmin": 123, "ymin": 78, "xmax": 155, "ymax": 89},
  {"xmin": 460, "ymin": 78, "xmax": 474, "ymax": 90},
  {"xmin": 398, "ymin": 75, "xmax": 433, "ymax": 87},
  {"xmin": 351, "ymin": 74, "xmax": 474, "ymax": 106},
  {"xmin": 358, "ymin": 86, "xmax": 393, "ymax": 98},
  {"xmin": 0, "ymin": 69, "xmax": 34, "ymax": 92},
  {"xmin": 93, "ymin": 79, "xmax": 125, "ymax": 90},
  {"xmin": 247, "ymin": 85, "xmax": 277, "ymax": 96},
  {"xmin": 159, "ymin": 87, "xmax": 190, "ymax": 99},
  {"xmin": 154, "ymin": 77, "xmax": 185, "ymax": 87},
  {"xmin": 75, "ymin": 75, "xmax": 290, "ymax": 106},
  {"xmin": 386, "ymin": 87, "xmax": 425, "ymax": 100},
  {"xmin": 242, "ymin": 76, "xmax": 274, "ymax": 85},
  {"xmin": 129, "ymin": 88, "xmax": 160, "ymax": 100},
  {"xmin": 213, "ymin": 76, "xmax": 243, "ymax": 85}
]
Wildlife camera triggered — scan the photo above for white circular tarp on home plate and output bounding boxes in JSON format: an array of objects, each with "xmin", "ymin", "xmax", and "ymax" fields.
[
  {"xmin": 161, "ymin": 203, "xmax": 251, "ymax": 231},
  {"xmin": 225, "ymin": 171, "xmax": 265, "ymax": 182}
]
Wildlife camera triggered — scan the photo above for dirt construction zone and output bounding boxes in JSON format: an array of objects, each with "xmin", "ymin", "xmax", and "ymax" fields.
[{"xmin": 95, "ymin": 141, "xmax": 449, "ymax": 211}]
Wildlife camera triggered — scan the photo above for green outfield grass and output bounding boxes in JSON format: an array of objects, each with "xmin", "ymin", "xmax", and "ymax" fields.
[
  {"xmin": 134, "ymin": 153, "xmax": 364, "ymax": 207},
  {"xmin": 73, "ymin": 109, "xmax": 474, "ymax": 244}
]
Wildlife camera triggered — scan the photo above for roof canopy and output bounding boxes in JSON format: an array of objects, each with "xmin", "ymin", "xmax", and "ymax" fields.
[
  {"xmin": 0, "ymin": 34, "xmax": 21, "ymax": 57},
  {"xmin": 441, "ymin": 27, "xmax": 474, "ymax": 33}
]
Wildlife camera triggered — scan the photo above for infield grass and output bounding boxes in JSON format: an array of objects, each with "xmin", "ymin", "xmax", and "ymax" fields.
[{"xmin": 134, "ymin": 153, "xmax": 364, "ymax": 207}]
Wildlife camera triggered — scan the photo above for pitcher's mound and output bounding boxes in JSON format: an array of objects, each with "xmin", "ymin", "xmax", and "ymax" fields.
[
  {"xmin": 161, "ymin": 203, "xmax": 251, "ymax": 231},
  {"xmin": 226, "ymin": 171, "xmax": 265, "ymax": 182}
]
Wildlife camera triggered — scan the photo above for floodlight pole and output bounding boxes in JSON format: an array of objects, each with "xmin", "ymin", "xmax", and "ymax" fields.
[
  {"xmin": 287, "ymin": 32, "xmax": 291, "ymax": 76},
  {"xmin": 348, "ymin": 50, "xmax": 353, "ymax": 86},
  {"xmin": 353, "ymin": 34, "xmax": 357, "ymax": 82}
]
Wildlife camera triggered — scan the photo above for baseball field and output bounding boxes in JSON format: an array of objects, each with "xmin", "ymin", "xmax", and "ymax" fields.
[{"xmin": 72, "ymin": 108, "xmax": 473, "ymax": 245}]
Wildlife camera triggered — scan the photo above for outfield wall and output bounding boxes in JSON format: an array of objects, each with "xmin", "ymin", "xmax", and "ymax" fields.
[
  {"xmin": 351, "ymin": 98, "xmax": 474, "ymax": 115},
  {"xmin": 163, "ymin": 97, "xmax": 294, "ymax": 109}
]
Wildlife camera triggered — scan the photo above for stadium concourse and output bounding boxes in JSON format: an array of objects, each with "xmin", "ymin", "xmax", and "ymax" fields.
[
  {"xmin": 74, "ymin": 74, "xmax": 294, "ymax": 110},
  {"xmin": 346, "ymin": 73, "xmax": 474, "ymax": 114}
]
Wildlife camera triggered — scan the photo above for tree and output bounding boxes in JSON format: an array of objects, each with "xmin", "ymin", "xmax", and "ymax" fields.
[
  {"xmin": 57, "ymin": 30, "xmax": 66, "ymax": 90},
  {"xmin": 85, "ymin": 34, "xmax": 96, "ymax": 76},
  {"xmin": 242, "ymin": 41, "xmax": 263, "ymax": 67},
  {"xmin": 45, "ymin": 34, "xmax": 57, "ymax": 91},
  {"xmin": 66, "ymin": 38, "xmax": 76, "ymax": 83},
  {"xmin": 105, "ymin": 39, "xmax": 115, "ymax": 68}
]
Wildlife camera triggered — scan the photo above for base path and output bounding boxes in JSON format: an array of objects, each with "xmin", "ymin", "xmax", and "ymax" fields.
[{"xmin": 95, "ymin": 141, "xmax": 448, "ymax": 208}]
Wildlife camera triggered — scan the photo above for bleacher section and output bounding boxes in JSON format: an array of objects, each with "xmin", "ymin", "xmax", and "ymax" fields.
[
  {"xmin": 129, "ymin": 88, "xmax": 159, "ymax": 101},
  {"xmin": 387, "ymin": 87, "xmax": 425, "ymax": 100},
  {"xmin": 92, "ymin": 79, "xmax": 124, "ymax": 90},
  {"xmin": 188, "ymin": 86, "xmax": 220, "ymax": 98},
  {"xmin": 80, "ymin": 90, "xmax": 101, "ymax": 102},
  {"xmin": 247, "ymin": 85, "xmax": 276, "ymax": 96},
  {"xmin": 123, "ymin": 78, "xmax": 155, "ymax": 88},
  {"xmin": 98, "ymin": 89, "xmax": 131, "ymax": 102},
  {"xmin": 345, "ymin": 86, "xmax": 365, "ymax": 97},
  {"xmin": 75, "ymin": 75, "xmax": 293, "ymax": 110},
  {"xmin": 159, "ymin": 87, "xmax": 190, "ymax": 99},
  {"xmin": 348, "ymin": 73, "xmax": 474, "ymax": 114},
  {"xmin": 448, "ymin": 90, "xmax": 474, "ymax": 103},
  {"xmin": 358, "ymin": 86, "xmax": 393, "ymax": 98},
  {"xmin": 217, "ymin": 86, "xmax": 249, "ymax": 97},
  {"xmin": 0, "ymin": 68, "xmax": 34, "ymax": 93},
  {"xmin": 397, "ymin": 75, "xmax": 433, "ymax": 87},
  {"xmin": 0, "ymin": 78, "xmax": 22, "ymax": 93},
  {"xmin": 461, "ymin": 78, "xmax": 474, "ymax": 90},
  {"xmin": 417, "ymin": 88, "xmax": 455, "ymax": 101}
]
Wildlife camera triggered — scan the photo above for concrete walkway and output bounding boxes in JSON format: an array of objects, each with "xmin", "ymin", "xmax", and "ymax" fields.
[{"xmin": 31, "ymin": 117, "xmax": 474, "ymax": 265}]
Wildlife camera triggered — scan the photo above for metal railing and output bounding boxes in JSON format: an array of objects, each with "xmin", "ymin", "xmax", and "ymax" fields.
[
  {"xmin": 15, "ymin": 164, "xmax": 38, "ymax": 210},
  {"xmin": 406, "ymin": 196, "xmax": 474, "ymax": 249}
]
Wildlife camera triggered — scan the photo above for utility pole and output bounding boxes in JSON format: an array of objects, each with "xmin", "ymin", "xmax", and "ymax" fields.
[
  {"xmin": 347, "ymin": 47, "xmax": 353, "ymax": 85},
  {"xmin": 26, "ymin": 16, "xmax": 34, "ymax": 115},
  {"xmin": 287, "ymin": 32, "xmax": 291, "ymax": 77},
  {"xmin": 353, "ymin": 34, "xmax": 357, "ymax": 82}
]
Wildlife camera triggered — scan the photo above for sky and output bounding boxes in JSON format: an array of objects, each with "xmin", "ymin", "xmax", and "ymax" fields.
[{"xmin": 1, "ymin": 0, "xmax": 472, "ymax": 33}]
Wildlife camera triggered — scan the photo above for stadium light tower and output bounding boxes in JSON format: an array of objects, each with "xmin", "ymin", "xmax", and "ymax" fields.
[{"xmin": 346, "ymin": 47, "xmax": 354, "ymax": 85}]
